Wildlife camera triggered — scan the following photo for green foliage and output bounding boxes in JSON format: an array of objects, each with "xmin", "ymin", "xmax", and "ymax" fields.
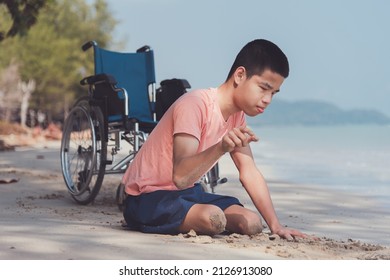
[
  {"xmin": 0, "ymin": 0, "xmax": 119, "ymax": 121},
  {"xmin": 0, "ymin": 0, "xmax": 49, "ymax": 41}
]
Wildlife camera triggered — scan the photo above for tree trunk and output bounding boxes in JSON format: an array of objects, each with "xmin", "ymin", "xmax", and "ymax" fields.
[{"xmin": 19, "ymin": 79, "xmax": 36, "ymax": 127}]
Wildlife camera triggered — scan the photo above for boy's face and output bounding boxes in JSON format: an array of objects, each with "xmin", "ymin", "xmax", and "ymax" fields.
[{"xmin": 233, "ymin": 67, "xmax": 284, "ymax": 117}]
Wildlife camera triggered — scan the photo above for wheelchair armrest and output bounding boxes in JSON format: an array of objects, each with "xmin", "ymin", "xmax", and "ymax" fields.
[{"xmin": 80, "ymin": 73, "xmax": 117, "ymax": 86}]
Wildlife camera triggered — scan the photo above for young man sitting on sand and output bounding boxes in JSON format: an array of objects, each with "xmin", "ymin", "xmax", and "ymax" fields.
[{"xmin": 121, "ymin": 39, "xmax": 307, "ymax": 240}]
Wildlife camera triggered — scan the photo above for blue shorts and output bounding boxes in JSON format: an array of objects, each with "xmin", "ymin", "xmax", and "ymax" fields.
[{"xmin": 123, "ymin": 183, "xmax": 242, "ymax": 234}]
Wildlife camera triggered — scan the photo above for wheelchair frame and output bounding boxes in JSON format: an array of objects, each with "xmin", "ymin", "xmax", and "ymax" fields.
[{"xmin": 60, "ymin": 41, "xmax": 225, "ymax": 206}]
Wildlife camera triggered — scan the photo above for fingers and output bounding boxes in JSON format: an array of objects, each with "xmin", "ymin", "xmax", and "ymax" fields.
[
  {"xmin": 227, "ymin": 129, "xmax": 246, "ymax": 147},
  {"xmin": 240, "ymin": 126, "xmax": 259, "ymax": 142},
  {"xmin": 222, "ymin": 126, "xmax": 259, "ymax": 152},
  {"xmin": 285, "ymin": 233, "xmax": 294, "ymax": 241},
  {"xmin": 289, "ymin": 229, "xmax": 309, "ymax": 240},
  {"xmin": 291, "ymin": 229, "xmax": 307, "ymax": 238},
  {"xmin": 275, "ymin": 228, "xmax": 313, "ymax": 242}
]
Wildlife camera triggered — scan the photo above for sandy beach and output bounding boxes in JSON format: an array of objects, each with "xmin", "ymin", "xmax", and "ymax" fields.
[{"xmin": 1, "ymin": 140, "xmax": 389, "ymax": 260}]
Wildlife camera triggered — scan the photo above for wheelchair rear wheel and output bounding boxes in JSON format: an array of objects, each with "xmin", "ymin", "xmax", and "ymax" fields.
[{"xmin": 60, "ymin": 102, "xmax": 107, "ymax": 205}]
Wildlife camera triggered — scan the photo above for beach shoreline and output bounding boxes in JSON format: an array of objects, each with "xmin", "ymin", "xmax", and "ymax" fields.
[{"xmin": 0, "ymin": 140, "xmax": 389, "ymax": 260}]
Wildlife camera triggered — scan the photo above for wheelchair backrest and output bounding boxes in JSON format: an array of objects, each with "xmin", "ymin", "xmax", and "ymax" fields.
[{"xmin": 90, "ymin": 42, "xmax": 156, "ymax": 123}]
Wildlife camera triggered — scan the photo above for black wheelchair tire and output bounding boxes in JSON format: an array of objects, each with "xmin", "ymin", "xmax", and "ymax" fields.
[{"xmin": 60, "ymin": 98, "xmax": 107, "ymax": 205}]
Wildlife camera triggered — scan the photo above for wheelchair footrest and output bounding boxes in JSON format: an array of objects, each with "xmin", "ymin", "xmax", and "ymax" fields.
[{"xmin": 219, "ymin": 177, "xmax": 228, "ymax": 184}]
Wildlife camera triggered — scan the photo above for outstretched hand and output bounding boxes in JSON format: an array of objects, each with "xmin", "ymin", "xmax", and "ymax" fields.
[{"xmin": 273, "ymin": 227, "xmax": 317, "ymax": 241}]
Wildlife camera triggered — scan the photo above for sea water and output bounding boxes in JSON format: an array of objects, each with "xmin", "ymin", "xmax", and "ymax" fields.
[{"xmin": 250, "ymin": 124, "xmax": 390, "ymax": 208}]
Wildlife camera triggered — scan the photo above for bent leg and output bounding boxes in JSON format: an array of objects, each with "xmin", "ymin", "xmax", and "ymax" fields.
[
  {"xmin": 224, "ymin": 205, "xmax": 263, "ymax": 235},
  {"xmin": 178, "ymin": 204, "xmax": 227, "ymax": 236}
]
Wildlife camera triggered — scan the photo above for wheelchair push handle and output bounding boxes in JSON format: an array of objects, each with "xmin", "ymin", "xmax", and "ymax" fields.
[
  {"xmin": 82, "ymin": 40, "xmax": 151, "ymax": 54},
  {"xmin": 136, "ymin": 45, "xmax": 151, "ymax": 53},
  {"xmin": 82, "ymin": 41, "xmax": 97, "ymax": 52}
]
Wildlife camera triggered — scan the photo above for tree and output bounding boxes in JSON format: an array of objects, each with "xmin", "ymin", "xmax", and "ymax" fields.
[
  {"xmin": 19, "ymin": 79, "xmax": 35, "ymax": 127},
  {"xmin": 0, "ymin": 0, "xmax": 49, "ymax": 41},
  {"xmin": 0, "ymin": 0, "xmax": 119, "ymax": 123}
]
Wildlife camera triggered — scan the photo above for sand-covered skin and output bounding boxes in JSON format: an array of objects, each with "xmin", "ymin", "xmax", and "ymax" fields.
[{"xmin": 1, "ymin": 142, "xmax": 390, "ymax": 260}]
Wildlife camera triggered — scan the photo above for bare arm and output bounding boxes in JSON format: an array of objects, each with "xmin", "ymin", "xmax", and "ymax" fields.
[
  {"xmin": 172, "ymin": 133, "xmax": 225, "ymax": 189},
  {"xmin": 230, "ymin": 147, "xmax": 281, "ymax": 232},
  {"xmin": 231, "ymin": 145, "xmax": 307, "ymax": 240},
  {"xmin": 172, "ymin": 126, "xmax": 258, "ymax": 189},
  {"xmin": 224, "ymin": 126, "xmax": 307, "ymax": 240}
]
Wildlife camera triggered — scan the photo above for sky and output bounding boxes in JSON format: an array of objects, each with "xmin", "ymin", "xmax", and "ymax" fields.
[{"xmin": 103, "ymin": 0, "xmax": 390, "ymax": 116}]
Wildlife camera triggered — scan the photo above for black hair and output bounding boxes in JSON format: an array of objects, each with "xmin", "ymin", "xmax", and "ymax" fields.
[{"xmin": 226, "ymin": 39, "xmax": 289, "ymax": 81}]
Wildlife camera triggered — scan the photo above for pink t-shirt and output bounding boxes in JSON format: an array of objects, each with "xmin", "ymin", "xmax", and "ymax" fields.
[{"xmin": 122, "ymin": 88, "xmax": 246, "ymax": 196}]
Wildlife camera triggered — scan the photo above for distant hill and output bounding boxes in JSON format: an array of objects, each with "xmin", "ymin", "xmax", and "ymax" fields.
[{"xmin": 247, "ymin": 99, "xmax": 390, "ymax": 126}]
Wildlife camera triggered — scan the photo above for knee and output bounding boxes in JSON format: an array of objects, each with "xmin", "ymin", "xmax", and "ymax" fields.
[
  {"xmin": 200, "ymin": 207, "xmax": 227, "ymax": 236},
  {"xmin": 237, "ymin": 213, "xmax": 263, "ymax": 236}
]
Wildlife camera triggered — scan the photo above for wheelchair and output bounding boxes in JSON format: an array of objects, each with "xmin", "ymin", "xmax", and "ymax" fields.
[{"xmin": 60, "ymin": 41, "xmax": 226, "ymax": 206}]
